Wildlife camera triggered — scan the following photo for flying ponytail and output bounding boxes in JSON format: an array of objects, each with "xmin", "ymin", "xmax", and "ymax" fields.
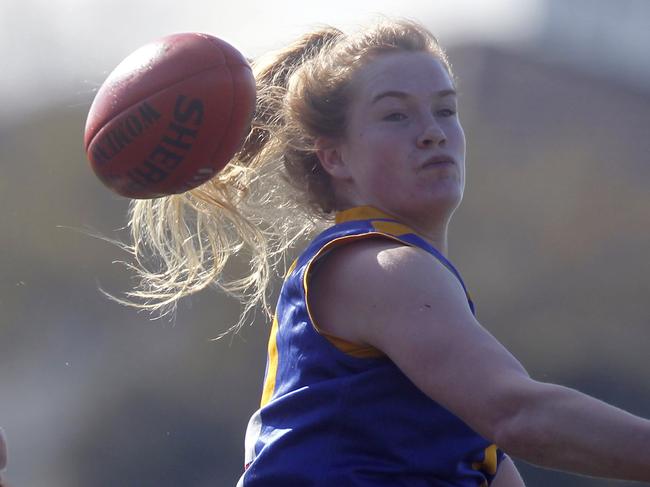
[{"xmin": 117, "ymin": 20, "xmax": 450, "ymax": 332}]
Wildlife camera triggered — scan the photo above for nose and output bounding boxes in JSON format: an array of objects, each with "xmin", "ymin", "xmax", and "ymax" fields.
[{"xmin": 416, "ymin": 120, "xmax": 446, "ymax": 148}]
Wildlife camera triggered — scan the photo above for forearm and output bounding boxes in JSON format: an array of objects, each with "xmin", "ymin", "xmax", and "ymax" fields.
[{"xmin": 497, "ymin": 381, "xmax": 650, "ymax": 482}]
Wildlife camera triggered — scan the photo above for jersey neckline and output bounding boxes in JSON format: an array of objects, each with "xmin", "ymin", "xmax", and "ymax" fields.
[{"xmin": 335, "ymin": 206, "xmax": 403, "ymax": 225}]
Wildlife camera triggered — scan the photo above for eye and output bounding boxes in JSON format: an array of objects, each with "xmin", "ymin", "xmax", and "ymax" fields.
[
  {"xmin": 384, "ymin": 112, "xmax": 407, "ymax": 121},
  {"xmin": 437, "ymin": 108, "xmax": 457, "ymax": 117}
]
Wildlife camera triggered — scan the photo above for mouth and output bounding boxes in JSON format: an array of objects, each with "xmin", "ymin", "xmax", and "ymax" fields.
[{"xmin": 420, "ymin": 155, "xmax": 456, "ymax": 169}]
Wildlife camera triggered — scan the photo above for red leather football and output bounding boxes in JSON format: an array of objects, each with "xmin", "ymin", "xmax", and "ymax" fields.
[{"xmin": 84, "ymin": 33, "xmax": 256, "ymax": 199}]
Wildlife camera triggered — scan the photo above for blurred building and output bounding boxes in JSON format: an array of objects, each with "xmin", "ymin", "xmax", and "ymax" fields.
[{"xmin": 535, "ymin": 0, "xmax": 650, "ymax": 91}]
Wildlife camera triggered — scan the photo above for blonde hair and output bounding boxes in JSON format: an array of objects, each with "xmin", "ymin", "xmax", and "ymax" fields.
[{"xmin": 118, "ymin": 19, "xmax": 452, "ymax": 331}]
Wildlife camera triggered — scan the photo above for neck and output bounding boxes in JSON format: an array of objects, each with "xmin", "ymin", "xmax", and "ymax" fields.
[{"xmin": 394, "ymin": 211, "xmax": 451, "ymax": 256}]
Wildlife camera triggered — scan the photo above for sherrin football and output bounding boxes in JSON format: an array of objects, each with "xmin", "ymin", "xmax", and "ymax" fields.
[{"xmin": 84, "ymin": 33, "xmax": 256, "ymax": 199}]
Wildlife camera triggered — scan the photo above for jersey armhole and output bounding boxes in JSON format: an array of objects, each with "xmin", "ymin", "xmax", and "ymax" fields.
[{"xmin": 302, "ymin": 232, "xmax": 412, "ymax": 359}]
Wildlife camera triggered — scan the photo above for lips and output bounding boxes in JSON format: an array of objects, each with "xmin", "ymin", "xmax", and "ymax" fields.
[{"xmin": 420, "ymin": 155, "xmax": 456, "ymax": 169}]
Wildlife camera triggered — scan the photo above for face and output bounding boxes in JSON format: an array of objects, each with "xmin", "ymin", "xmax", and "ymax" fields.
[{"xmin": 327, "ymin": 51, "xmax": 466, "ymax": 228}]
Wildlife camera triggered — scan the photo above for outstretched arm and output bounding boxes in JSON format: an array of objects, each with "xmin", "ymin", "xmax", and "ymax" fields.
[{"xmin": 310, "ymin": 239, "xmax": 650, "ymax": 483}]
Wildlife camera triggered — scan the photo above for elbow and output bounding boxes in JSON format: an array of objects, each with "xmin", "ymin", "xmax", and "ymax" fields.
[
  {"xmin": 492, "ymin": 408, "xmax": 550, "ymax": 461},
  {"xmin": 489, "ymin": 380, "xmax": 555, "ymax": 461}
]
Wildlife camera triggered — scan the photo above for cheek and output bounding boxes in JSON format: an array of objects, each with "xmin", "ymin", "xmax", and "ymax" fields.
[
  {"xmin": 350, "ymin": 129, "xmax": 393, "ymax": 172},
  {"xmin": 454, "ymin": 122, "xmax": 467, "ymax": 153},
  {"xmin": 367, "ymin": 131, "xmax": 406, "ymax": 165},
  {"xmin": 366, "ymin": 167, "xmax": 413, "ymax": 202}
]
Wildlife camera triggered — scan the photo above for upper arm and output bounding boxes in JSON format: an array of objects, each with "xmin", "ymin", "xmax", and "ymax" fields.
[{"xmin": 309, "ymin": 239, "xmax": 535, "ymax": 442}]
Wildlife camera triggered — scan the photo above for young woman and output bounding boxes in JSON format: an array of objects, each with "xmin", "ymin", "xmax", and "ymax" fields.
[{"xmin": 124, "ymin": 19, "xmax": 650, "ymax": 486}]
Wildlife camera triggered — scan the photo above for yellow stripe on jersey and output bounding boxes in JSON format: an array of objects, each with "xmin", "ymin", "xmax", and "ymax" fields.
[
  {"xmin": 285, "ymin": 258, "xmax": 298, "ymax": 278},
  {"xmin": 472, "ymin": 444, "xmax": 499, "ymax": 476},
  {"xmin": 335, "ymin": 205, "xmax": 397, "ymax": 224},
  {"xmin": 260, "ymin": 259, "xmax": 297, "ymax": 407},
  {"xmin": 371, "ymin": 220, "xmax": 412, "ymax": 236},
  {"xmin": 319, "ymin": 331, "xmax": 385, "ymax": 358},
  {"xmin": 260, "ymin": 314, "xmax": 280, "ymax": 407}
]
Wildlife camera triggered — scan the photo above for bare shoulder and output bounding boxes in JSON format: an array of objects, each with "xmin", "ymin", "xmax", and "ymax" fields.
[
  {"xmin": 308, "ymin": 237, "xmax": 470, "ymax": 347},
  {"xmin": 309, "ymin": 236, "xmax": 532, "ymax": 441}
]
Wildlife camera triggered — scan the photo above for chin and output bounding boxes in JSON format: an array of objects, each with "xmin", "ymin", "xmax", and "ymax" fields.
[{"xmin": 426, "ymin": 184, "xmax": 463, "ymax": 207}]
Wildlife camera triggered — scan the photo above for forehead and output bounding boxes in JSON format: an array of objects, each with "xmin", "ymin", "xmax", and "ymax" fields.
[{"xmin": 352, "ymin": 51, "xmax": 454, "ymax": 102}]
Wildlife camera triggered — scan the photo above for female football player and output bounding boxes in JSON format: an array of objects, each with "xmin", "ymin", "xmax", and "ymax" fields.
[{"xmin": 123, "ymin": 19, "xmax": 650, "ymax": 486}]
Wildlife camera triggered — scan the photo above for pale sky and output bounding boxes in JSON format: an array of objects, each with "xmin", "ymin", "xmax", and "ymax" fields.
[{"xmin": 0, "ymin": 0, "xmax": 542, "ymax": 121}]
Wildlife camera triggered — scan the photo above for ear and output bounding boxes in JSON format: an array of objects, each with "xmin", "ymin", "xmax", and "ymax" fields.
[{"xmin": 315, "ymin": 136, "xmax": 352, "ymax": 180}]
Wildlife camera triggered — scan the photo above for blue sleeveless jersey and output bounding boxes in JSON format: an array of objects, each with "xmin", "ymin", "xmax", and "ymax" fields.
[{"xmin": 238, "ymin": 206, "xmax": 504, "ymax": 487}]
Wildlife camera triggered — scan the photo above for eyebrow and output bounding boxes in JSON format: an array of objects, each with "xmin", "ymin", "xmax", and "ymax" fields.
[{"xmin": 371, "ymin": 89, "xmax": 457, "ymax": 104}]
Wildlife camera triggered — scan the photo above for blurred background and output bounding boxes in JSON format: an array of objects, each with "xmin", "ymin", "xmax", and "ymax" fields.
[{"xmin": 1, "ymin": 0, "xmax": 649, "ymax": 485}]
